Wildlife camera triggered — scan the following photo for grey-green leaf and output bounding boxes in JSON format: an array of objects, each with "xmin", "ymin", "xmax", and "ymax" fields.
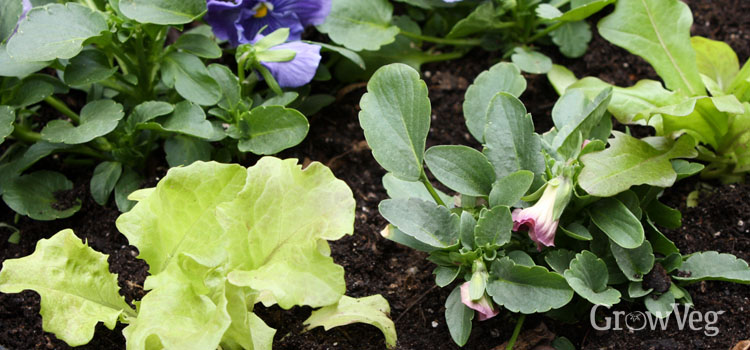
[
  {"xmin": 644, "ymin": 291, "xmax": 675, "ymax": 318},
  {"xmin": 424, "ymin": 145, "xmax": 495, "ymax": 196},
  {"xmin": 0, "ymin": 0, "xmax": 23, "ymax": 43},
  {"xmin": 545, "ymin": 249, "xmax": 577, "ymax": 274},
  {"xmin": 0, "ymin": 106, "xmax": 14, "ymax": 144},
  {"xmin": 208, "ymin": 64, "xmax": 241, "ymax": 112},
  {"xmin": 589, "ymin": 197, "xmax": 645, "ymax": 249},
  {"xmin": 486, "ymin": 258, "xmax": 573, "ymax": 313},
  {"xmin": 174, "ymin": 34, "xmax": 222, "ymax": 59},
  {"xmin": 473, "ymin": 206, "xmax": 512, "ymax": 248},
  {"xmin": 382, "ymin": 173, "xmax": 453, "ymax": 206},
  {"xmin": 463, "ymin": 62, "xmax": 527, "ymax": 142},
  {"xmin": 119, "ymin": 0, "xmax": 206, "ymax": 25},
  {"xmin": 379, "ymin": 198, "xmax": 459, "ymax": 248},
  {"xmin": 164, "ymin": 136, "xmax": 212, "ymax": 167},
  {"xmin": 597, "ymin": 0, "xmax": 704, "ymax": 96},
  {"xmin": 237, "ymin": 106, "xmax": 309, "ymax": 155},
  {"xmin": 41, "ymin": 100, "xmax": 125, "ymax": 144},
  {"xmin": 140, "ymin": 101, "xmax": 221, "ymax": 140},
  {"xmin": 3, "ymin": 171, "xmax": 81, "ymax": 220},
  {"xmin": 511, "ymin": 48, "xmax": 552, "ymax": 74},
  {"xmin": 550, "ymin": 21, "xmax": 592, "ymax": 58},
  {"xmin": 7, "ymin": 3, "xmax": 107, "ymax": 61},
  {"xmin": 483, "ymin": 93, "xmax": 545, "ymax": 179},
  {"xmin": 445, "ymin": 285, "xmax": 473, "ymax": 346},
  {"xmin": 90, "ymin": 161, "xmax": 122, "ymax": 206},
  {"xmin": 163, "ymin": 52, "xmax": 221, "ymax": 106},
  {"xmin": 114, "ymin": 168, "xmax": 141, "ymax": 212},
  {"xmin": 564, "ymin": 251, "xmax": 621, "ymax": 307},
  {"xmin": 489, "ymin": 170, "xmax": 534, "ymax": 207},
  {"xmin": 317, "ymin": 0, "xmax": 399, "ymax": 51},
  {"xmin": 359, "ymin": 64, "xmax": 430, "ymax": 181},
  {"xmin": 64, "ymin": 49, "xmax": 117, "ymax": 86},
  {"xmin": 609, "ymin": 240, "xmax": 654, "ymax": 282},
  {"xmin": 674, "ymin": 252, "xmax": 750, "ymax": 284}
]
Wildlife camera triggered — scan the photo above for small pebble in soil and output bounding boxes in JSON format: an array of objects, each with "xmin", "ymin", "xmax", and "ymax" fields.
[{"xmin": 431, "ymin": 321, "xmax": 439, "ymax": 328}]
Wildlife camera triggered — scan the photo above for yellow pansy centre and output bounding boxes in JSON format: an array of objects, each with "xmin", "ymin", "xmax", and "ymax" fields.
[{"xmin": 253, "ymin": 2, "xmax": 273, "ymax": 18}]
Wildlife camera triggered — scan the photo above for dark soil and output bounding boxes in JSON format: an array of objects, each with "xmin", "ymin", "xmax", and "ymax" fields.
[{"xmin": 1, "ymin": 0, "xmax": 749, "ymax": 349}]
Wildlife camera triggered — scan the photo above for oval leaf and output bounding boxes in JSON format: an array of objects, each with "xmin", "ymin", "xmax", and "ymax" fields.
[{"xmin": 425, "ymin": 145, "xmax": 495, "ymax": 196}]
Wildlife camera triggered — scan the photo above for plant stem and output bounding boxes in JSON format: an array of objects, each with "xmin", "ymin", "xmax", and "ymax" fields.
[
  {"xmin": 44, "ymin": 96, "xmax": 80, "ymax": 124},
  {"xmin": 420, "ymin": 171, "xmax": 447, "ymax": 207},
  {"xmin": 420, "ymin": 50, "xmax": 467, "ymax": 63},
  {"xmin": 506, "ymin": 314, "xmax": 526, "ymax": 350},
  {"xmin": 400, "ymin": 30, "xmax": 482, "ymax": 46},
  {"xmin": 528, "ymin": 21, "xmax": 564, "ymax": 43},
  {"xmin": 237, "ymin": 52, "xmax": 250, "ymax": 96},
  {"xmin": 134, "ymin": 28, "xmax": 152, "ymax": 100},
  {"xmin": 11, "ymin": 124, "xmax": 41, "ymax": 142},
  {"xmin": 82, "ymin": 0, "xmax": 98, "ymax": 10}
]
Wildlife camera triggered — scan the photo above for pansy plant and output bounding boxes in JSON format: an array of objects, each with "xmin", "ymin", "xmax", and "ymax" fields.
[
  {"xmin": 0, "ymin": 0, "xmax": 361, "ymax": 221},
  {"xmin": 359, "ymin": 62, "xmax": 750, "ymax": 347},
  {"xmin": 549, "ymin": 0, "xmax": 750, "ymax": 183},
  {"xmin": 0, "ymin": 158, "xmax": 398, "ymax": 349}
]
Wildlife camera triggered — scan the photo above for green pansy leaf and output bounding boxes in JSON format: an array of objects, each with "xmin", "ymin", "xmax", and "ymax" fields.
[
  {"xmin": 511, "ymin": 47, "xmax": 552, "ymax": 74},
  {"xmin": 628, "ymin": 282, "xmax": 653, "ymax": 298},
  {"xmin": 163, "ymin": 52, "xmax": 221, "ymax": 106},
  {"xmin": 359, "ymin": 64, "xmax": 430, "ymax": 181},
  {"xmin": 41, "ymin": 100, "xmax": 124, "ymax": 144},
  {"xmin": 609, "ymin": 240, "xmax": 654, "ymax": 282},
  {"xmin": 425, "ymin": 145, "xmax": 496, "ymax": 197},
  {"xmin": 0, "ymin": 230, "xmax": 134, "ymax": 346},
  {"xmin": 644, "ymin": 291, "xmax": 675, "ymax": 318},
  {"xmin": 381, "ymin": 224, "xmax": 440, "ymax": 253},
  {"xmin": 7, "ymin": 3, "xmax": 108, "ymax": 62},
  {"xmin": 459, "ymin": 211, "xmax": 476, "ymax": 250},
  {"xmin": 550, "ymin": 21, "xmax": 592, "ymax": 58},
  {"xmin": 560, "ymin": 222, "xmax": 593, "ymax": 241},
  {"xmin": 0, "ymin": 0, "xmax": 23, "ymax": 43},
  {"xmin": 140, "ymin": 101, "xmax": 222, "ymax": 140},
  {"xmin": 564, "ymin": 251, "xmax": 621, "ymax": 307},
  {"xmin": 164, "ymin": 135, "xmax": 213, "ymax": 167},
  {"xmin": 64, "ymin": 49, "xmax": 117, "ymax": 86},
  {"xmin": 174, "ymin": 33, "xmax": 222, "ymax": 59},
  {"xmin": 445, "ymin": 285, "xmax": 473, "ymax": 347},
  {"xmin": 489, "ymin": 170, "xmax": 534, "ymax": 207},
  {"xmin": 557, "ymin": 0, "xmax": 615, "ymax": 22},
  {"xmin": 446, "ymin": 1, "xmax": 496, "ymax": 38},
  {"xmin": 552, "ymin": 88, "xmax": 612, "ymax": 159},
  {"xmin": 317, "ymin": 0, "xmax": 399, "ymax": 51},
  {"xmin": 380, "ymin": 198, "xmax": 459, "ymax": 249},
  {"xmin": 508, "ymin": 250, "xmax": 535, "ymax": 267},
  {"xmin": 589, "ymin": 197, "xmax": 645, "ymax": 249},
  {"xmin": 0, "ymin": 44, "xmax": 49, "ymax": 78},
  {"xmin": 545, "ymin": 249, "xmax": 577, "ymax": 274},
  {"xmin": 114, "ymin": 167, "xmax": 142, "ymax": 213},
  {"xmin": 483, "ymin": 93, "xmax": 545, "ymax": 179},
  {"xmin": 237, "ymin": 106, "xmax": 309, "ymax": 155},
  {"xmin": 487, "ymin": 258, "xmax": 574, "ymax": 313},
  {"xmin": 126, "ymin": 101, "xmax": 174, "ymax": 133},
  {"xmin": 304, "ymin": 295, "xmax": 397, "ymax": 349},
  {"xmin": 579, "ymin": 132, "xmax": 697, "ymax": 197},
  {"xmin": 597, "ymin": 0, "xmax": 704, "ymax": 96},
  {"xmin": 90, "ymin": 161, "xmax": 122, "ymax": 206},
  {"xmin": 119, "ymin": 0, "xmax": 206, "ymax": 25},
  {"xmin": 0, "ymin": 105, "xmax": 14, "ymax": 144},
  {"xmin": 208, "ymin": 64, "xmax": 241, "ymax": 112},
  {"xmin": 474, "ymin": 206, "xmax": 513, "ymax": 248},
  {"xmin": 435, "ymin": 266, "xmax": 461, "ymax": 287},
  {"xmin": 463, "ymin": 62, "xmax": 527, "ymax": 142},
  {"xmin": 674, "ymin": 252, "xmax": 750, "ymax": 283},
  {"xmin": 3, "ymin": 171, "xmax": 81, "ymax": 220}
]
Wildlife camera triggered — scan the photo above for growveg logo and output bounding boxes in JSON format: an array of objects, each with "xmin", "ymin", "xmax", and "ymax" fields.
[{"xmin": 590, "ymin": 304, "xmax": 725, "ymax": 336}]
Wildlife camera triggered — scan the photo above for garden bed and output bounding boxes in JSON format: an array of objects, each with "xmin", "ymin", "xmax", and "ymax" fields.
[{"xmin": 1, "ymin": 0, "xmax": 749, "ymax": 349}]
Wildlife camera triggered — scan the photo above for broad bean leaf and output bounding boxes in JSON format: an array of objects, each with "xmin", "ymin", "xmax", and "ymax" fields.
[
  {"xmin": 317, "ymin": 0, "xmax": 399, "ymax": 51},
  {"xmin": 41, "ymin": 100, "xmax": 124, "ymax": 144},
  {"xmin": 464, "ymin": 62, "xmax": 527, "ymax": 142},
  {"xmin": 552, "ymin": 88, "xmax": 612, "ymax": 158},
  {"xmin": 589, "ymin": 197, "xmax": 644, "ymax": 249},
  {"xmin": 163, "ymin": 52, "xmax": 221, "ymax": 106},
  {"xmin": 3, "ymin": 170, "xmax": 81, "ymax": 220},
  {"xmin": 489, "ymin": 170, "xmax": 534, "ymax": 207},
  {"xmin": 0, "ymin": 106, "xmax": 14, "ymax": 144},
  {"xmin": 482, "ymin": 93, "xmax": 545, "ymax": 179},
  {"xmin": 563, "ymin": 251, "xmax": 621, "ymax": 306},
  {"xmin": 359, "ymin": 64, "xmax": 430, "ymax": 181},
  {"xmin": 64, "ymin": 49, "xmax": 117, "ymax": 86},
  {"xmin": 382, "ymin": 173, "xmax": 453, "ymax": 205},
  {"xmin": 305, "ymin": 295, "xmax": 397, "ymax": 349},
  {"xmin": 644, "ymin": 291, "xmax": 675, "ymax": 318},
  {"xmin": 90, "ymin": 161, "xmax": 123, "ymax": 206},
  {"xmin": 424, "ymin": 145, "xmax": 495, "ymax": 197},
  {"xmin": 628, "ymin": 282, "xmax": 653, "ymax": 298},
  {"xmin": 609, "ymin": 240, "xmax": 654, "ymax": 281},
  {"xmin": 474, "ymin": 206, "xmax": 513, "ymax": 247},
  {"xmin": 545, "ymin": 249, "xmax": 577, "ymax": 274},
  {"xmin": 445, "ymin": 285, "xmax": 473, "ymax": 346},
  {"xmin": 598, "ymin": 0, "xmax": 704, "ymax": 96},
  {"xmin": 579, "ymin": 132, "xmax": 696, "ymax": 196},
  {"xmin": 119, "ymin": 0, "xmax": 206, "ymax": 25},
  {"xmin": 486, "ymin": 258, "xmax": 574, "ymax": 313},
  {"xmin": 674, "ymin": 252, "xmax": 750, "ymax": 283},
  {"xmin": 379, "ymin": 198, "xmax": 459, "ymax": 248},
  {"xmin": 0, "ymin": 229, "xmax": 134, "ymax": 346},
  {"xmin": 164, "ymin": 136, "xmax": 212, "ymax": 167},
  {"xmin": 7, "ymin": 3, "xmax": 107, "ymax": 61},
  {"xmin": 237, "ymin": 106, "xmax": 309, "ymax": 155}
]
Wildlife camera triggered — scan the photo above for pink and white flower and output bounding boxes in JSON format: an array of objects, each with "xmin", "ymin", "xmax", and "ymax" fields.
[
  {"xmin": 460, "ymin": 282, "xmax": 498, "ymax": 321},
  {"xmin": 512, "ymin": 177, "xmax": 573, "ymax": 251}
]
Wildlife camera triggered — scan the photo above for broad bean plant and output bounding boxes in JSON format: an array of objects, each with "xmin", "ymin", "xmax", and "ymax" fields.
[
  {"xmin": 316, "ymin": 0, "xmax": 614, "ymax": 80},
  {"xmin": 0, "ymin": 0, "xmax": 359, "ymax": 221},
  {"xmin": 549, "ymin": 0, "xmax": 750, "ymax": 183},
  {"xmin": 0, "ymin": 158, "xmax": 397, "ymax": 350},
  {"xmin": 359, "ymin": 62, "xmax": 750, "ymax": 347}
]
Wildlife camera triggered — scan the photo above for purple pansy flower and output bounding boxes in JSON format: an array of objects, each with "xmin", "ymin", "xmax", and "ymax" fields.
[
  {"xmin": 205, "ymin": 0, "xmax": 331, "ymax": 46},
  {"xmin": 252, "ymin": 34, "xmax": 321, "ymax": 88}
]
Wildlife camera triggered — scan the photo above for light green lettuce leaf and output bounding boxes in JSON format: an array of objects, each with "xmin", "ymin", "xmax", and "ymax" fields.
[
  {"xmin": 0, "ymin": 229, "xmax": 134, "ymax": 347},
  {"xmin": 305, "ymin": 295, "xmax": 398, "ymax": 349}
]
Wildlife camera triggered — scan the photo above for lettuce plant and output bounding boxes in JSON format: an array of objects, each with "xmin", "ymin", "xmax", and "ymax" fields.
[
  {"xmin": 0, "ymin": 157, "xmax": 397, "ymax": 349},
  {"xmin": 359, "ymin": 62, "xmax": 750, "ymax": 347},
  {"xmin": 316, "ymin": 0, "xmax": 614, "ymax": 79},
  {"xmin": 549, "ymin": 0, "xmax": 750, "ymax": 183},
  {"xmin": 0, "ymin": 0, "xmax": 359, "ymax": 221}
]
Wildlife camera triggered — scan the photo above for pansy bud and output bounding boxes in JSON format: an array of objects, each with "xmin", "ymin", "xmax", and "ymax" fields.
[{"xmin": 512, "ymin": 176, "xmax": 573, "ymax": 250}]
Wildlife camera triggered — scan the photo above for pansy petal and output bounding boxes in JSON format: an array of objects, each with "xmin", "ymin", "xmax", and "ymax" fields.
[
  {"xmin": 272, "ymin": 0, "xmax": 331, "ymax": 27},
  {"xmin": 237, "ymin": 11, "xmax": 304, "ymax": 43},
  {"xmin": 459, "ymin": 282, "xmax": 499, "ymax": 321},
  {"xmin": 259, "ymin": 41, "xmax": 320, "ymax": 88},
  {"xmin": 205, "ymin": 0, "xmax": 249, "ymax": 45}
]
